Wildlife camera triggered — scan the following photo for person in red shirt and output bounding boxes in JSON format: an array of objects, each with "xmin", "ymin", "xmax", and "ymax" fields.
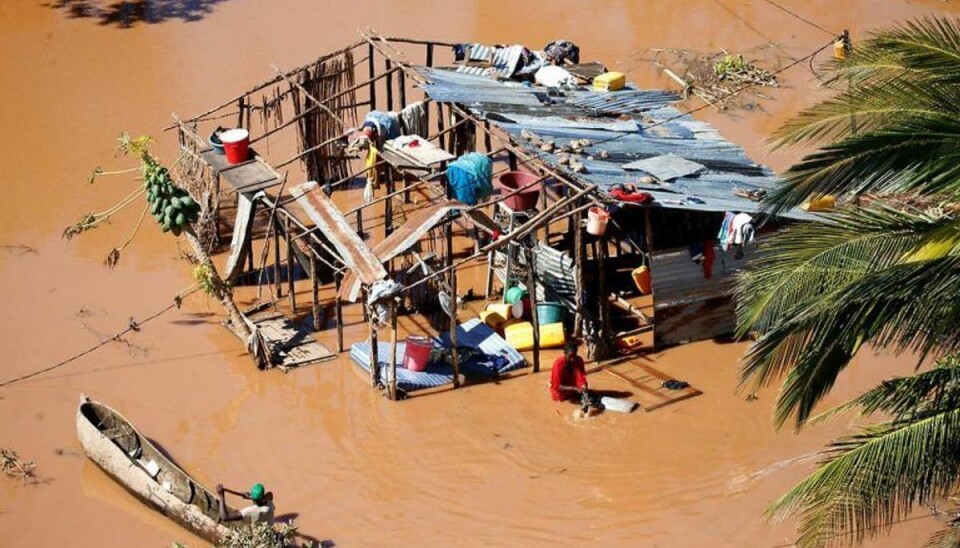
[{"xmin": 550, "ymin": 343, "xmax": 589, "ymax": 402}]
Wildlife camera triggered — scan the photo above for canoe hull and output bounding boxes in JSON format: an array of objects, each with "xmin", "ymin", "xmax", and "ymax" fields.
[{"xmin": 76, "ymin": 395, "xmax": 233, "ymax": 543}]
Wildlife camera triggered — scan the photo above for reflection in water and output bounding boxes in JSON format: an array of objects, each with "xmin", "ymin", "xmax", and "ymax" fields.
[{"xmin": 44, "ymin": 0, "xmax": 231, "ymax": 27}]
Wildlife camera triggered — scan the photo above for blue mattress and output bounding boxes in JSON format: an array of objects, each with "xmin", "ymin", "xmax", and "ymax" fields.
[{"xmin": 349, "ymin": 319, "xmax": 527, "ymax": 392}]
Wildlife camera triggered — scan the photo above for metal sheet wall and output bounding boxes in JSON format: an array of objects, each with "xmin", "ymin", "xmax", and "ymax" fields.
[{"xmin": 650, "ymin": 244, "xmax": 752, "ymax": 347}]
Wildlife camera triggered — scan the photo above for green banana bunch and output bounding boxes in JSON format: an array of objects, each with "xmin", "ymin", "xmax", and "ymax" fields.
[{"xmin": 143, "ymin": 161, "xmax": 201, "ymax": 237}]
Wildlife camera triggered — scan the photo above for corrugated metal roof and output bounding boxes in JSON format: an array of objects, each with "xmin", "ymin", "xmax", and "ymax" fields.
[{"xmin": 416, "ymin": 67, "xmax": 818, "ymax": 221}]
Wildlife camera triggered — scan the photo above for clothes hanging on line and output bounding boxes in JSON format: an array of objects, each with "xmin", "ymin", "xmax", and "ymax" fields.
[{"xmin": 398, "ymin": 101, "xmax": 427, "ymax": 138}]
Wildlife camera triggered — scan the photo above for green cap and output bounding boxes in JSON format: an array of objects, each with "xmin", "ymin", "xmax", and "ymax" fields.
[{"xmin": 250, "ymin": 483, "xmax": 265, "ymax": 503}]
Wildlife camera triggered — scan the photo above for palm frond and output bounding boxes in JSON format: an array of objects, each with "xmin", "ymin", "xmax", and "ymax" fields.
[
  {"xmin": 765, "ymin": 16, "xmax": 960, "ymax": 212},
  {"xmin": 741, "ymin": 255, "xmax": 960, "ymax": 426},
  {"xmin": 769, "ymin": 406, "xmax": 960, "ymax": 547},
  {"xmin": 737, "ymin": 205, "xmax": 946, "ymax": 336}
]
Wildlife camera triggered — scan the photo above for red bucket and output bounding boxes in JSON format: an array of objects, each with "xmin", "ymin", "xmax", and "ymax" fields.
[
  {"xmin": 220, "ymin": 128, "xmax": 250, "ymax": 165},
  {"xmin": 402, "ymin": 336, "xmax": 433, "ymax": 372},
  {"xmin": 496, "ymin": 171, "xmax": 542, "ymax": 211}
]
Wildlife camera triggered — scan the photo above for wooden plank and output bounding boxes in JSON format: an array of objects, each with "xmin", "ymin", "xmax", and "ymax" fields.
[
  {"xmin": 200, "ymin": 147, "xmax": 279, "ymax": 192},
  {"xmin": 290, "ymin": 182, "xmax": 387, "ymax": 286},
  {"xmin": 339, "ymin": 200, "xmax": 466, "ymax": 301},
  {"xmin": 602, "ymin": 360, "xmax": 702, "ymax": 411}
]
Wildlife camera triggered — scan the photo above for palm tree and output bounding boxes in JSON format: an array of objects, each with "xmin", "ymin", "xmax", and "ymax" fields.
[{"xmin": 736, "ymin": 17, "xmax": 960, "ymax": 546}]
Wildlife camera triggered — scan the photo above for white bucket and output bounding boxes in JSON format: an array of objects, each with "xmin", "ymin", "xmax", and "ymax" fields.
[{"xmin": 587, "ymin": 207, "xmax": 610, "ymax": 236}]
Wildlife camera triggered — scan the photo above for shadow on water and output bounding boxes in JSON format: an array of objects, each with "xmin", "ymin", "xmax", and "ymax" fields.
[{"xmin": 43, "ymin": 0, "xmax": 232, "ymax": 27}]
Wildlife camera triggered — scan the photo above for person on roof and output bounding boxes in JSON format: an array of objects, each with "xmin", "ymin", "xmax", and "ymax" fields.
[{"xmin": 216, "ymin": 482, "xmax": 276, "ymax": 526}]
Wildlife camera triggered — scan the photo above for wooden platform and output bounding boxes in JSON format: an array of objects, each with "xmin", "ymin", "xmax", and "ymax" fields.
[
  {"xmin": 200, "ymin": 147, "xmax": 281, "ymax": 193},
  {"xmin": 252, "ymin": 314, "xmax": 335, "ymax": 372}
]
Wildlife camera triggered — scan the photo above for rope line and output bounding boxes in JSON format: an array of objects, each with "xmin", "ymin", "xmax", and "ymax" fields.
[
  {"xmin": 759, "ymin": 0, "xmax": 839, "ymax": 38},
  {"xmin": 0, "ymin": 288, "xmax": 198, "ymax": 388}
]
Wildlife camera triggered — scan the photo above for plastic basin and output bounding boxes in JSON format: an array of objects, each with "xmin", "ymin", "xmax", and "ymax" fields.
[{"xmin": 496, "ymin": 171, "xmax": 542, "ymax": 211}]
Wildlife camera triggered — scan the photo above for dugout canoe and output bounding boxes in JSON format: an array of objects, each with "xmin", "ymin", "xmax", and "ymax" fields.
[{"xmin": 76, "ymin": 394, "xmax": 234, "ymax": 543}]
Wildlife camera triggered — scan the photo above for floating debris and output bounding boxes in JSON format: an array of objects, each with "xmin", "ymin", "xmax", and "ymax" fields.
[{"xmin": 1, "ymin": 448, "xmax": 36, "ymax": 484}]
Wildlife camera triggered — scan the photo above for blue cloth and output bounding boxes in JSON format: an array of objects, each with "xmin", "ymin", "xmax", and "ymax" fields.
[{"xmin": 446, "ymin": 153, "xmax": 493, "ymax": 206}]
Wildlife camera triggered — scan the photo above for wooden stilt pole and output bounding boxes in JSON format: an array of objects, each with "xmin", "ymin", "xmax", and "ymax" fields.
[
  {"xmin": 445, "ymin": 171, "xmax": 460, "ymax": 389},
  {"xmin": 285, "ymin": 216, "xmax": 296, "ymax": 312},
  {"xmin": 437, "ymin": 102, "xmax": 446, "ymax": 151},
  {"xmin": 389, "ymin": 304, "xmax": 398, "ymax": 400},
  {"xmin": 385, "ymin": 167, "xmax": 395, "ymax": 237},
  {"xmin": 335, "ymin": 270, "xmax": 345, "ymax": 353},
  {"xmin": 367, "ymin": 44, "xmax": 377, "ymax": 110},
  {"xmin": 274, "ymin": 216, "xmax": 282, "ymax": 299},
  {"xmin": 369, "ymin": 315, "xmax": 380, "ymax": 387},
  {"xmin": 483, "ymin": 121, "xmax": 493, "ymax": 153},
  {"xmin": 643, "ymin": 207, "xmax": 654, "ymax": 253},
  {"xmin": 508, "ymin": 150, "xmax": 518, "ymax": 172},
  {"xmin": 573, "ymin": 205, "xmax": 585, "ymax": 339},
  {"xmin": 311, "ymin": 254, "xmax": 321, "ymax": 331},
  {"xmin": 597, "ymin": 234, "xmax": 611, "ymax": 359},
  {"xmin": 398, "ymin": 69, "xmax": 406, "ymax": 108},
  {"xmin": 526, "ymin": 246, "xmax": 541, "ymax": 373},
  {"xmin": 450, "ymin": 264, "xmax": 460, "ymax": 389},
  {"xmin": 385, "ymin": 59, "xmax": 394, "ymax": 111}
]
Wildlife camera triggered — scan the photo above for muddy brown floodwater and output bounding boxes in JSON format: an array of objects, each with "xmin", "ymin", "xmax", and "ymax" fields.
[{"xmin": 1, "ymin": 1, "xmax": 958, "ymax": 546}]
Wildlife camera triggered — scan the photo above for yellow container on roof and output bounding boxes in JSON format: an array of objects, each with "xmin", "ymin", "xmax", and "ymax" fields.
[{"xmin": 594, "ymin": 72, "xmax": 626, "ymax": 92}]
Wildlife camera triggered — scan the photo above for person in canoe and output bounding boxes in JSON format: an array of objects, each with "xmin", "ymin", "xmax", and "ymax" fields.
[{"xmin": 216, "ymin": 482, "xmax": 275, "ymax": 525}]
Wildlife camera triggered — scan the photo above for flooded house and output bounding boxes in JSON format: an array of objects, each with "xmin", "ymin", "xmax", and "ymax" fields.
[{"xmin": 170, "ymin": 31, "xmax": 813, "ymax": 402}]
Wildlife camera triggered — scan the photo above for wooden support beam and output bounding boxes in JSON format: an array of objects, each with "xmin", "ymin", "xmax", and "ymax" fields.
[
  {"xmin": 449, "ymin": 263, "xmax": 460, "ymax": 389},
  {"xmin": 437, "ymin": 102, "xmax": 446, "ymax": 151},
  {"xmin": 398, "ymin": 68, "xmax": 406, "ymax": 108},
  {"xmin": 369, "ymin": 316, "xmax": 379, "ymax": 387},
  {"xmin": 273, "ymin": 216, "xmax": 283, "ymax": 299},
  {"xmin": 368, "ymin": 43, "xmax": 377, "ymax": 110},
  {"xmin": 385, "ymin": 166, "xmax": 395, "ymax": 237},
  {"xmin": 335, "ymin": 270, "xmax": 345, "ymax": 352},
  {"xmin": 389, "ymin": 304, "xmax": 398, "ymax": 400},
  {"xmin": 573, "ymin": 206, "xmax": 585, "ymax": 339},
  {"xmin": 286, "ymin": 215, "xmax": 296, "ymax": 312},
  {"xmin": 311, "ymin": 255, "xmax": 321, "ymax": 330},
  {"xmin": 527, "ymin": 247, "xmax": 541, "ymax": 373},
  {"xmin": 385, "ymin": 58, "xmax": 394, "ymax": 111}
]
